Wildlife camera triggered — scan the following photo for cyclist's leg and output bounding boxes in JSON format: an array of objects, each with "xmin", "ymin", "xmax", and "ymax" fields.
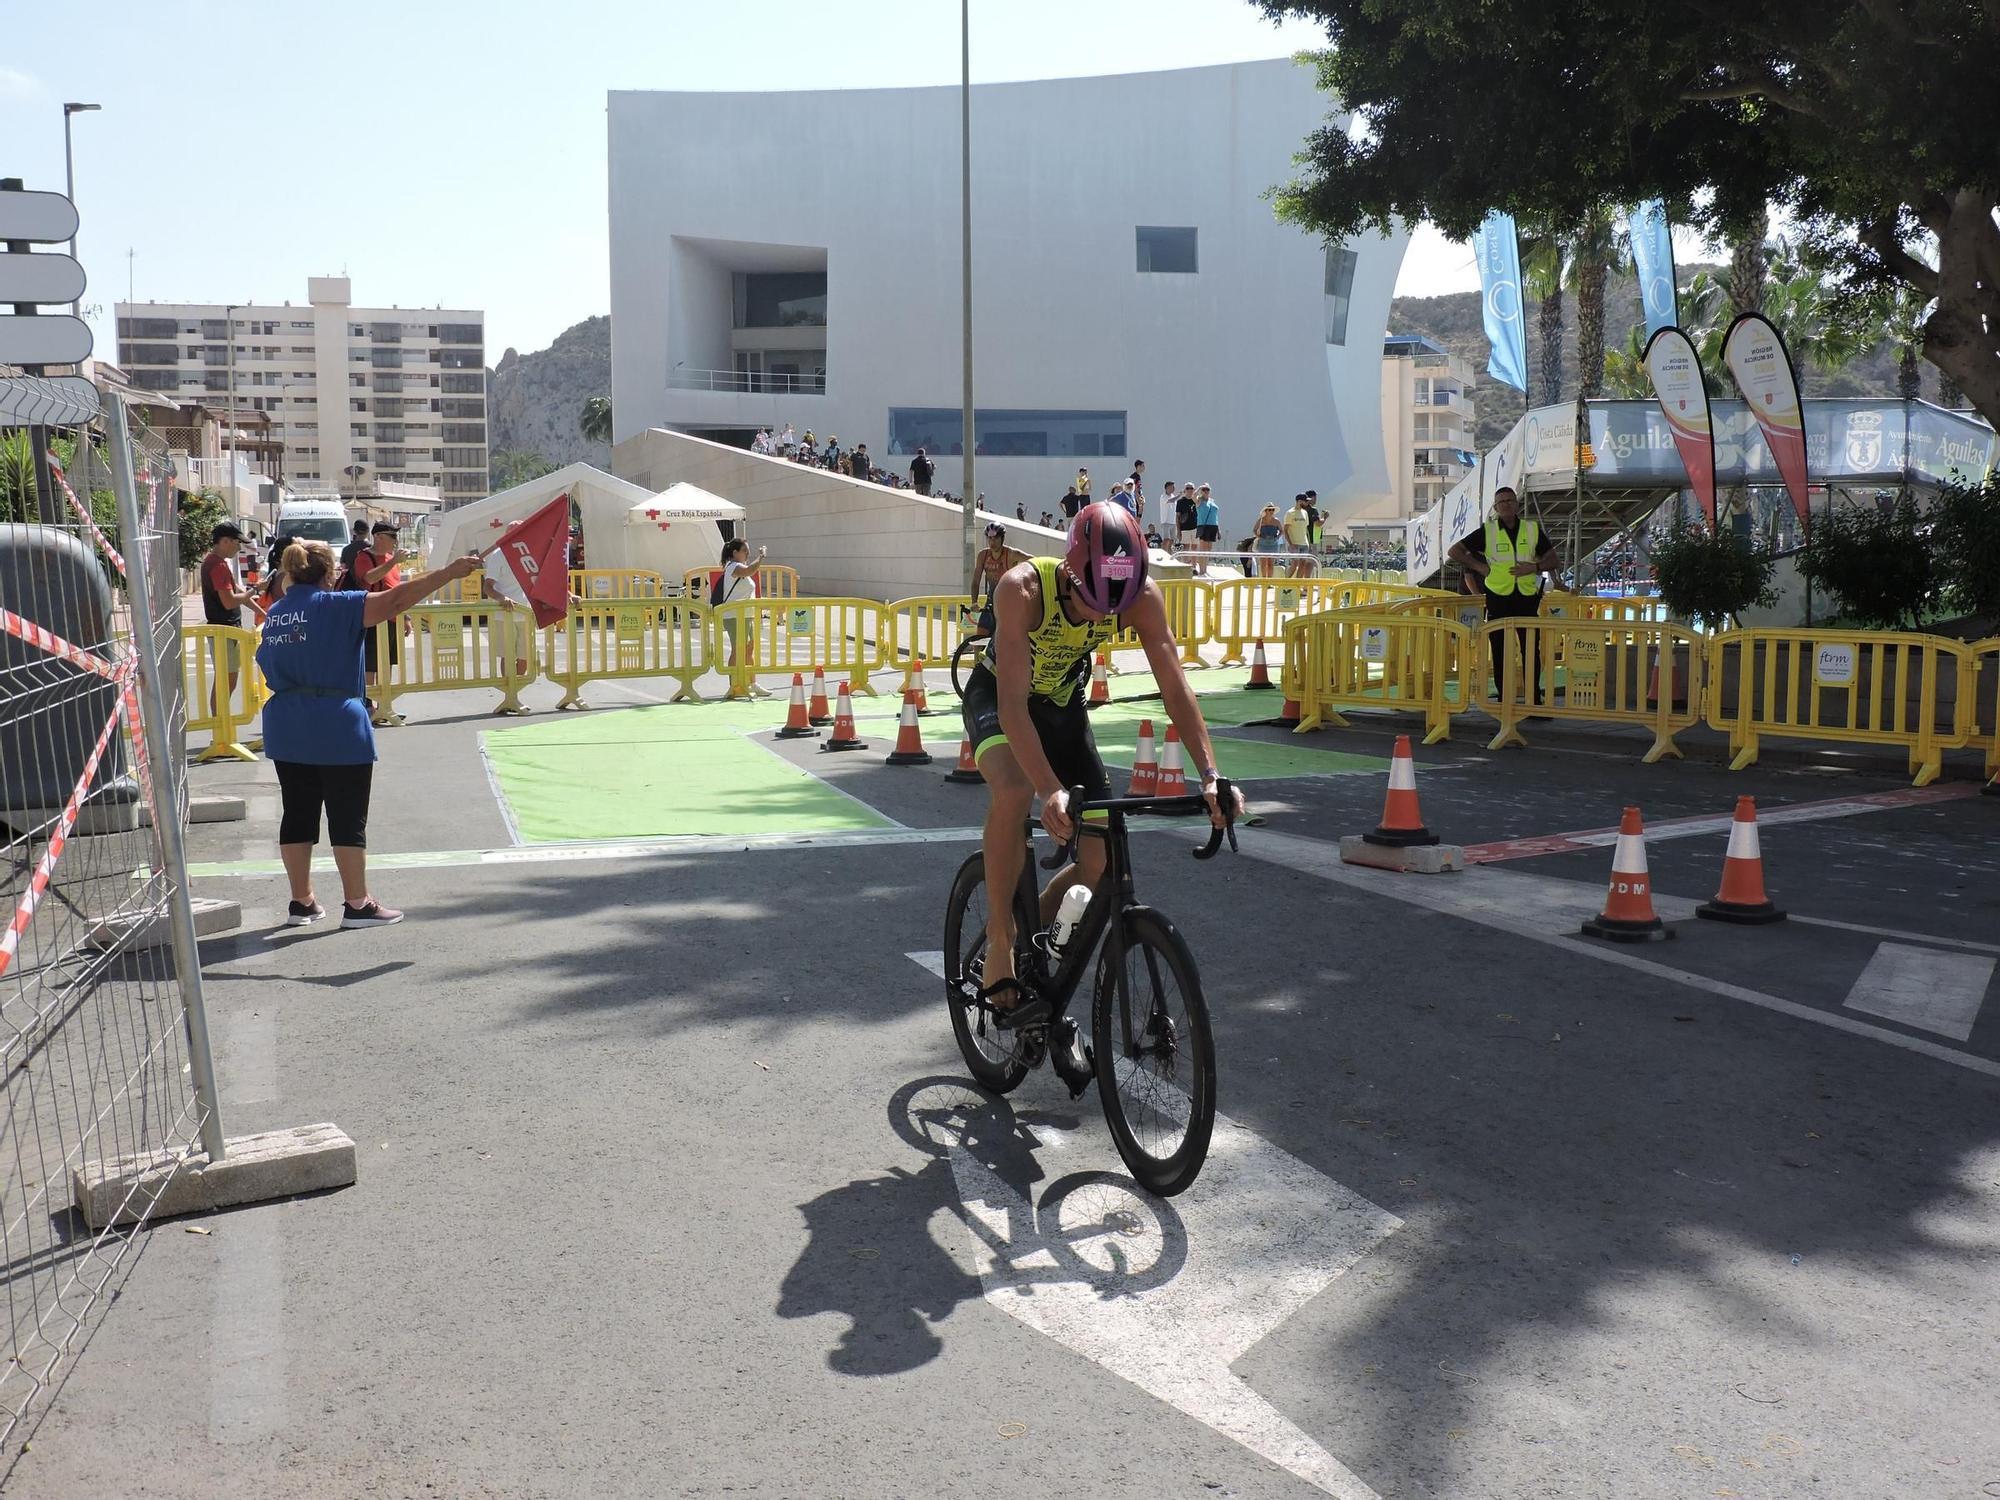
[
  {"xmin": 962, "ymin": 665, "xmax": 1030, "ymax": 997},
  {"xmin": 1029, "ymin": 689, "xmax": 1114, "ymax": 922}
]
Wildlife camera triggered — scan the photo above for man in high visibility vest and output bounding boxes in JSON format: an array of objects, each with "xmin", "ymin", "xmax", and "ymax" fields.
[{"xmin": 1449, "ymin": 485, "xmax": 1562, "ymax": 704}]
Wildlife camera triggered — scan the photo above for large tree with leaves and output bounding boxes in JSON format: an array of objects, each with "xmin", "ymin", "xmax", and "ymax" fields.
[{"xmin": 1260, "ymin": 0, "xmax": 2000, "ymax": 429}]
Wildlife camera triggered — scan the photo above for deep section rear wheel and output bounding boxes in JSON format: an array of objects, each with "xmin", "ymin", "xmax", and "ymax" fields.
[
  {"xmin": 943, "ymin": 852, "xmax": 1038, "ymax": 1093},
  {"xmin": 950, "ymin": 634, "xmax": 983, "ymax": 700},
  {"xmin": 1090, "ymin": 908, "xmax": 1215, "ymax": 1197}
]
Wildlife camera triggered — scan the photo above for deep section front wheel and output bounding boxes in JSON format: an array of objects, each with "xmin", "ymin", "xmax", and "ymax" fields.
[
  {"xmin": 950, "ymin": 634, "xmax": 983, "ymax": 700},
  {"xmin": 943, "ymin": 851, "xmax": 1038, "ymax": 1092},
  {"xmin": 1091, "ymin": 908, "xmax": 1216, "ymax": 1196}
]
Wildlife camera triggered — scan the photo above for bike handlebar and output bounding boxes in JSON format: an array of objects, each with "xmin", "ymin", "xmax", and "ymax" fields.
[{"xmin": 1036, "ymin": 779, "xmax": 1240, "ymax": 869}]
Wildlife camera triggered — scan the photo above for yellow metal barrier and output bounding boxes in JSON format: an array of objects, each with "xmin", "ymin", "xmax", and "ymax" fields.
[
  {"xmin": 713, "ymin": 596, "xmax": 886, "ymax": 699},
  {"xmin": 1327, "ymin": 580, "xmax": 1445, "ymax": 612},
  {"xmin": 1285, "ymin": 608, "xmax": 1469, "ymax": 744},
  {"xmin": 1155, "ymin": 578, "xmax": 1215, "ymax": 667},
  {"xmin": 573, "ymin": 568, "xmax": 667, "ymax": 601},
  {"xmin": 1483, "ymin": 618, "xmax": 1706, "ymax": 763},
  {"xmin": 885, "ymin": 595, "xmax": 976, "ymax": 671},
  {"xmin": 683, "ymin": 563, "xmax": 800, "ymax": 601},
  {"xmin": 371, "ymin": 603, "xmax": 537, "ymax": 722},
  {"xmin": 182, "ymin": 625, "xmax": 266, "ymax": 763},
  {"xmin": 543, "ymin": 598, "xmax": 715, "ymax": 708},
  {"xmin": 1541, "ymin": 591, "xmax": 1672, "ymax": 626},
  {"xmin": 1969, "ymin": 638, "xmax": 1999, "ymax": 781},
  {"xmin": 1212, "ymin": 578, "xmax": 1348, "ymax": 664},
  {"xmin": 1706, "ymin": 628, "xmax": 1974, "ymax": 786}
]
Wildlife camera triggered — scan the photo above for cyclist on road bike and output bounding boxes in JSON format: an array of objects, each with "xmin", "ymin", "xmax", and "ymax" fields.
[
  {"xmin": 966, "ymin": 522, "xmax": 1027, "ymax": 638},
  {"xmin": 962, "ymin": 500, "xmax": 1241, "ymax": 1029}
]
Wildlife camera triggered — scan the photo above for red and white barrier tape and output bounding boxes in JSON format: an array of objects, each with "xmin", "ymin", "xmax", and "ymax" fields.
[
  {"xmin": 0, "ymin": 666, "xmax": 135, "ymax": 980},
  {"xmin": 0, "ymin": 607, "xmax": 121, "ymax": 682},
  {"xmin": 46, "ymin": 458, "xmax": 127, "ymax": 577},
  {"xmin": 119, "ymin": 679, "xmax": 160, "ymax": 830}
]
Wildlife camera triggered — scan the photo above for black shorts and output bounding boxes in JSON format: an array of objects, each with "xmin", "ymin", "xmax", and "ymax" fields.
[
  {"xmin": 1196, "ymin": 525, "xmax": 1221, "ymax": 542},
  {"xmin": 363, "ymin": 618, "xmax": 400, "ymax": 673},
  {"xmin": 274, "ymin": 760, "xmax": 373, "ymax": 848},
  {"xmin": 960, "ymin": 663, "xmax": 1111, "ymax": 807}
]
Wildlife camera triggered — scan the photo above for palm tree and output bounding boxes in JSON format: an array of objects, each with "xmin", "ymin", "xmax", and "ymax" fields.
[
  {"xmin": 578, "ymin": 395, "xmax": 613, "ymax": 446},
  {"xmin": 1521, "ymin": 233, "xmax": 1566, "ymax": 405},
  {"xmin": 1880, "ymin": 287, "xmax": 1931, "ymax": 402},
  {"xmin": 1601, "ymin": 323, "xmax": 1653, "ymax": 399},
  {"xmin": 0, "ymin": 430, "xmax": 38, "ymax": 523},
  {"xmin": 1568, "ymin": 207, "xmax": 1628, "ymax": 399},
  {"xmin": 1728, "ymin": 207, "xmax": 1768, "ymax": 318}
]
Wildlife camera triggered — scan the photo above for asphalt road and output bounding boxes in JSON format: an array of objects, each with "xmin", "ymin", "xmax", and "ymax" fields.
[{"xmin": 13, "ymin": 680, "xmax": 1999, "ymax": 1500}]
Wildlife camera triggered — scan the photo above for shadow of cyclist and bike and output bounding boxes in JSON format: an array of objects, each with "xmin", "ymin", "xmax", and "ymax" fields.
[{"xmin": 777, "ymin": 1076, "xmax": 1191, "ymax": 1377}]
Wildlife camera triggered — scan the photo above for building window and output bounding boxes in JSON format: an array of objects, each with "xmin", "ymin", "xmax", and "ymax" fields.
[
  {"xmin": 438, "ymin": 349, "xmax": 480, "ymax": 370},
  {"xmin": 441, "ymin": 372, "xmax": 481, "ymax": 394},
  {"xmin": 1136, "ymin": 227, "xmax": 1198, "ymax": 274},
  {"xmin": 437, "ymin": 324, "xmax": 481, "ymax": 345},
  {"xmin": 886, "ymin": 408, "xmax": 1126, "ymax": 459},
  {"xmin": 733, "ymin": 272, "xmax": 826, "ymax": 329},
  {"xmin": 1324, "ymin": 246, "xmax": 1358, "ymax": 346}
]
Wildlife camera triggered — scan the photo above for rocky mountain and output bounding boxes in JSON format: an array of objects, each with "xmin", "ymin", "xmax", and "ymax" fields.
[
  {"xmin": 486, "ymin": 315, "xmax": 612, "ymax": 482},
  {"xmin": 1389, "ymin": 264, "xmax": 1937, "ymax": 450}
]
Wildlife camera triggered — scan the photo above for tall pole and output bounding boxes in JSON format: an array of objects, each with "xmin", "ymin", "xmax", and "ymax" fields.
[
  {"xmin": 959, "ymin": 0, "xmax": 976, "ymax": 592},
  {"xmin": 61, "ymin": 103, "xmax": 99, "ymax": 319},
  {"xmin": 107, "ymin": 395, "xmax": 228, "ymax": 1164},
  {"xmin": 225, "ymin": 304, "xmax": 237, "ymax": 522}
]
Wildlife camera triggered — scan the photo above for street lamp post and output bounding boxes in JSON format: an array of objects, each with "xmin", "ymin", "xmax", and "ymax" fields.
[
  {"xmin": 224, "ymin": 304, "xmax": 240, "ymax": 522},
  {"xmin": 61, "ymin": 103, "xmax": 100, "ymax": 320},
  {"xmin": 959, "ymin": 0, "xmax": 977, "ymax": 593}
]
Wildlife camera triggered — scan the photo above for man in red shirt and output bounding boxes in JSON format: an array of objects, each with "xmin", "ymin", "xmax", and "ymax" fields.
[
  {"xmin": 356, "ymin": 521, "xmax": 403, "ymax": 720},
  {"xmin": 199, "ymin": 523, "xmax": 252, "ymax": 716}
]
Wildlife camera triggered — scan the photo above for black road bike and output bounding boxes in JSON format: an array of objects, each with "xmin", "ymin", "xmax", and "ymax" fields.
[{"xmin": 942, "ymin": 783, "xmax": 1238, "ymax": 1197}]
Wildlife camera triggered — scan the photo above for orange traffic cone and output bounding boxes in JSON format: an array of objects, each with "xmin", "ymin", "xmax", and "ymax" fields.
[
  {"xmin": 1128, "ymin": 719, "xmax": 1159, "ymax": 796},
  {"xmin": 1155, "ymin": 727, "xmax": 1187, "ymax": 795},
  {"xmin": 819, "ymin": 682, "xmax": 866, "ymax": 752},
  {"xmin": 807, "ymin": 666, "xmax": 832, "ymax": 726},
  {"xmin": 913, "ymin": 658, "xmax": 932, "ymax": 715},
  {"xmin": 1581, "ymin": 806, "xmax": 1673, "ymax": 942},
  {"xmin": 886, "ymin": 690, "xmax": 934, "ymax": 766},
  {"xmin": 1087, "ymin": 651, "xmax": 1111, "ymax": 710},
  {"xmin": 945, "ymin": 735, "xmax": 983, "ymax": 785},
  {"xmin": 774, "ymin": 672, "xmax": 818, "ymax": 740},
  {"xmin": 1361, "ymin": 734, "xmax": 1439, "ymax": 848},
  {"xmin": 1696, "ymin": 796, "xmax": 1785, "ymax": 924},
  {"xmin": 1246, "ymin": 639, "xmax": 1276, "ymax": 690}
]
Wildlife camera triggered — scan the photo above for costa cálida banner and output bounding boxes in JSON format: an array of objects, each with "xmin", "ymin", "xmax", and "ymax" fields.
[
  {"xmin": 1721, "ymin": 313, "xmax": 1809, "ymax": 525},
  {"xmin": 1641, "ymin": 326, "xmax": 1718, "ymax": 528}
]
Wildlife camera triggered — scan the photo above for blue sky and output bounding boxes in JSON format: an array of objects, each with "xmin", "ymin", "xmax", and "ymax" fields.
[{"xmin": 2, "ymin": 0, "xmax": 1480, "ymax": 361}]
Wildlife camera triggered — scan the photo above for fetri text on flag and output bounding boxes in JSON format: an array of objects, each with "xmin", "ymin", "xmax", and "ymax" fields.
[{"xmin": 485, "ymin": 493, "xmax": 572, "ymax": 627}]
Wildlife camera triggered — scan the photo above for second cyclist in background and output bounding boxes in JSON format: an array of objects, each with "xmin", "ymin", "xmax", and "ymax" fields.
[{"xmin": 967, "ymin": 522, "xmax": 1028, "ymax": 639}]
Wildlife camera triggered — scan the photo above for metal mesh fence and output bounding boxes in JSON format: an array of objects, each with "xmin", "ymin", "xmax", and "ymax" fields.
[{"xmin": 0, "ymin": 400, "xmax": 211, "ymax": 1455}]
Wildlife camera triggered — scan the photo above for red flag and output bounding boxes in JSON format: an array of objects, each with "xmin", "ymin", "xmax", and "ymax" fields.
[{"xmin": 485, "ymin": 494, "xmax": 571, "ymax": 627}]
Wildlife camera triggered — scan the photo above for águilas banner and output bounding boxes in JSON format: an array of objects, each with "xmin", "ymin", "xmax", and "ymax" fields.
[
  {"xmin": 1626, "ymin": 200, "xmax": 1678, "ymax": 338},
  {"xmin": 1641, "ymin": 326, "xmax": 1718, "ymax": 529},
  {"xmin": 1722, "ymin": 313, "xmax": 1810, "ymax": 525},
  {"xmin": 1473, "ymin": 211, "xmax": 1529, "ymax": 394}
]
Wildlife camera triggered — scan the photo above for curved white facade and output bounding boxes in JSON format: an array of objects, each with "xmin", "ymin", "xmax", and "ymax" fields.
[{"xmin": 608, "ymin": 60, "xmax": 1406, "ymax": 535}]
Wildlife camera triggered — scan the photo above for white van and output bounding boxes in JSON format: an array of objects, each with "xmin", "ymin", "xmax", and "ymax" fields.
[{"xmin": 274, "ymin": 498, "xmax": 353, "ymax": 549}]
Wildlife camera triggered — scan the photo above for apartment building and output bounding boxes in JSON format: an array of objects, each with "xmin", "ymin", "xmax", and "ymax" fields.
[
  {"xmin": 1337, "ymin": 334, "xmax": 1478, "ymax": 541},
  {"xmin": 114, "ymin": 276, "xmax": 487, "ymax": 508}
]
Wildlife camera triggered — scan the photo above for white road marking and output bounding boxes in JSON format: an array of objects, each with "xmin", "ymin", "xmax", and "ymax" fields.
[
  {"xmin": 942, "ymin": 1098, "xmax": 1399, "ymax": 1500},
  {"xmin": 907, "ymin": 950, "xmax": 947, "ymax": 979},
  {"xmin": 1843, "ymin": 943, "xmax": 1995, "ymax": 1041},
  {"xmin": 1243, "ymin": 830, "xmax": 2000, "ymax": 1082},
  {"xmin": 1793, "ymin": 914, "xmax": 2000, "ymax": 956},
  {"xmin": 475, "ymin": 732, "xmax": 523, "ymax": 846}
]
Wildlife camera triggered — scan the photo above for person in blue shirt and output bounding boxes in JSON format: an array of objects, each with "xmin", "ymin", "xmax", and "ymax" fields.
[
  {"xmin": 256, "ymin": 538, "xmax": 482, "ymax": 929},
  {"xmin": 1193, "ymin": 485, "xmax": 1220, "ymax": 576}
]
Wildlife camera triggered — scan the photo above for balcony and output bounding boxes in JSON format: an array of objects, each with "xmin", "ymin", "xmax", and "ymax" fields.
[{"xmin": 670, "ymin": 367, "xmax": 825, "ymax": 396}]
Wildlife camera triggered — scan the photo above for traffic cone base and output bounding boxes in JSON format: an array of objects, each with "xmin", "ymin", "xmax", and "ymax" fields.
[
  {"xmin": 1362, "ymin": 734, "xmax": 1439, "ymax": 847},
  {"xmin": 886, "ymin": 691, "xmax": 934, "ymax": 766},
  {"xmin": 774, "ymin": 673, "xmax": 819, "ymax": 740},
  {"xmin": 1696, "ymin": 796, "xmax": 1785, "ymax": 925},
  {"xmin": 1581, "ymin": 807, "xmax": 1673, "ymax": 942},
  {"xmin": 1246, "ymin": 695, "xmax": 1300, "ymax": 729},
  {"xmin": 945, "ymin": 736, "xmax": 984, "ymax": 785},
  {"xmin": 820, "ymin": 682, "xmax": 866, "ymax": 751},
  {"xmin": 1245, "ymin": 639, "xmax": 1276, "ymax": 690},
  {"xmin": 807, "ymin": 667, "xmax": 833, "ymax": 726}
]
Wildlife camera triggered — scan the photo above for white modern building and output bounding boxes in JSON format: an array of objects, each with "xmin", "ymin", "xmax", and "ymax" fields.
[
  {"xmin": 607, "ymin": 60, "xmax": 1408, "ymax": 535},
  {"xmin": 115, "ymin": 277, "xmax": 488, "ymax": 508}
]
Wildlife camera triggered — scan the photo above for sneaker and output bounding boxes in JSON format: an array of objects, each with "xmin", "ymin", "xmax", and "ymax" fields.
[
  {"xmin": 340, "ymin": 899, "xmax": 404, "ymax": 928},
  {"xmin": 286, "ymin": 899, "xmax": 325, "ymax": 927}
]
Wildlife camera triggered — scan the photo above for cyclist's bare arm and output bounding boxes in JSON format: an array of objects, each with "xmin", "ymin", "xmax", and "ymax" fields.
[
  {"xmin": 1125, "ymin": 582, "xmax": 1242, "ymax": 828},
  {"xmin": 992, "ymin": 566, "xmax": 1065, "ymax": 814}
]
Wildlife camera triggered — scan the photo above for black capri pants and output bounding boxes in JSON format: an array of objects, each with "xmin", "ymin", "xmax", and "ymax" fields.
[{"xmin": 274, "ymin": 761, "xmax": 374, "ymax": 848}]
